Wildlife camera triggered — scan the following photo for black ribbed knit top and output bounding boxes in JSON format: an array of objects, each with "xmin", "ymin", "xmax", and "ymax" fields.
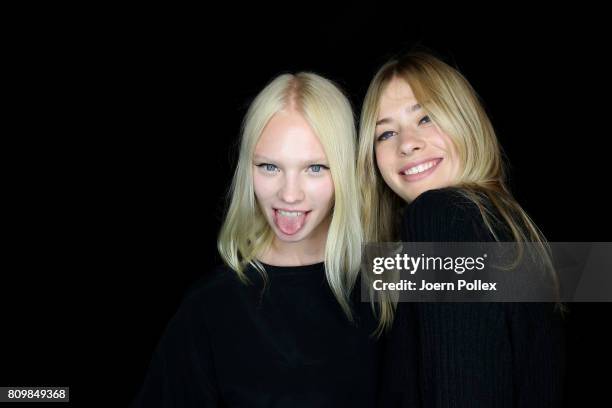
[{"xmin": 379, "ymin": 188, "xmax": 565, "ymax": 407}]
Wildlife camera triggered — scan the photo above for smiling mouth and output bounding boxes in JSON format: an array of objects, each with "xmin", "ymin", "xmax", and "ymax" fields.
[{"xmin": 401, "ymin": 159, "xmax": 442, "ymax": 175}]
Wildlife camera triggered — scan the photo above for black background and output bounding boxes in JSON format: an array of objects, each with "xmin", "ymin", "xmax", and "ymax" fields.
[{"xmin": 2, "ymin": 6, "xmax": 610, "ymax": 407}]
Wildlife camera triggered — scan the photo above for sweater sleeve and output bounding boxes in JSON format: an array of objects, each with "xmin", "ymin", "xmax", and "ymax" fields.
[
  {"xmin": 131, "ymin": 292, "xmax": 221, "ymax": 407},
  {"xmin": 394, "ymin": 188, "xmax": 564, "ymax": 407}
]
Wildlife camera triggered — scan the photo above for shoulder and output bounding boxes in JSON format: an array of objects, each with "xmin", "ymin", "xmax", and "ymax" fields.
[
  {"xmin": 171, "ymin": 264, "xmax": 257, "ymax": 321},
  {"xmin": 407, "ymin": 187, "xmax": 478, "ymax": 218},
  {"xmin": 401, "ymin": 187, "xmax": 494, "ymax": 242},
  {"xmin": 184, "ymin": 265, "xmax": 242, "ymax": 297}
]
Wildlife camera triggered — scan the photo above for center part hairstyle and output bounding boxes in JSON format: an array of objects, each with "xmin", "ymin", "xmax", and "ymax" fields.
[
  {"xmin": 218, "ymin": 72, "xmax": 363, "ymax": 320},
  {"xmin": 357, "ymin": 52, "xmax": 560, "ymax": 332}
]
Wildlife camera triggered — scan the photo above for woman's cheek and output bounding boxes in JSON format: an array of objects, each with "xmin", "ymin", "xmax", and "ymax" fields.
[
  {"xmin": 308, "ymin": 175, "xmax": 334, "ymax": 208},
  {"xmin": 253, "ymin": 174, "xmax": 276, "ymax": 202}
]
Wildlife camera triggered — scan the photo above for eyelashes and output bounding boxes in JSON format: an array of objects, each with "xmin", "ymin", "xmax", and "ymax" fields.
[
  {"xmin": 255, "ymin": 163, "xmax": 330, "ymax": 174},
  {"xmin": 418, "ymin": 115, "xmax": 431, "ymax": 125},
  {"xmin": 256, "ymin": 163, "xmax": 279, "ymax": 173},
  {"xmin": 376, "ymin": 130, "xmax": 395, "ymax": 142},
  {"xmin": 376, "ymin": 115, "xmax": 432, "ymax": 142},
  {"xmin": 308, "ymin": 164, "xmax": 329, "ymax": 174}
]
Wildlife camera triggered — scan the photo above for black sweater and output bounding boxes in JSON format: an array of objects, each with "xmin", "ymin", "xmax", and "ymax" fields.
[
  {"xmin": 380, "ymin": 188, "xmax": 565, "ymax": 407},
  {"xmin": 131, "ymin": 262, "xmax": 381, "ymax": 407}
]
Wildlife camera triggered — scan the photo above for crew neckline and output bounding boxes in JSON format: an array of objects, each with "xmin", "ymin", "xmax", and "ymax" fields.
[{"xmin": 257, "ymin": 260, "xmax": 325, "ymax": 274}]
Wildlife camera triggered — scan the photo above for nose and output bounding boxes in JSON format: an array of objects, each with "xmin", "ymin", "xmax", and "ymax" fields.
[
  {"xmin": 278, "ymin": 173, "xmax": 305, "ymax": 204},
  {"xmin": 398, "ymin": 128, "xmax": 425, "ymax": 156}
]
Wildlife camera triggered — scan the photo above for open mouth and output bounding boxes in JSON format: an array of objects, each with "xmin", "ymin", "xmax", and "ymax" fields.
[
  {"xmin": 273, "ymin": 209, "xmax": 311, "ymax": 236},
  {"xmin": 399, "ymin": 158, "xmax": 443, "ymax": 180}
]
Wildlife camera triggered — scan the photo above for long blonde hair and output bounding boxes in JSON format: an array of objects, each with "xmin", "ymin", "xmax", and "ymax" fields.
[
  {"xmin": 218, "ymin": 72, "xmax": 363, "ymax": 320},
  {"xmin": 357, "ymin": 52, "xmax": 560, "ymax": 334}
]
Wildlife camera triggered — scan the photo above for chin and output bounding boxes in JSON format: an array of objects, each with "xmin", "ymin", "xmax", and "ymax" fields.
[
  {"xmin": 398, "ymin": 187, "xmax": 424, "ymax": 203},
  {"xmin": 276, "ymin": 232, "xmax": 307, "ymax": 243}
]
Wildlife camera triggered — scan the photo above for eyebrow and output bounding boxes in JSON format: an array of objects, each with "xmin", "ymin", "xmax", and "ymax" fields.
[
  {"xmin": 375, "ymin": 103, "xmax": 421, "ymax": 126},
  {"xmin": 253, "ymin": 155, "xmax": 329, "ymax": 164}
]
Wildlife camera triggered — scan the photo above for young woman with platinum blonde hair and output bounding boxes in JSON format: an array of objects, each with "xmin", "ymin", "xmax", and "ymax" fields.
[{"xmin": 132, "ymin": 72, "xmax": 380, "ymax": 407}]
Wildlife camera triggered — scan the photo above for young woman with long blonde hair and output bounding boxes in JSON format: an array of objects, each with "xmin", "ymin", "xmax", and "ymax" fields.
[
  {"xmin": 133, "ymin": 72, "xmax": 380, "ymax": 407},
  {"xmin": 358, "ymin": 52, "xmax": 565, "ymax": 407}
]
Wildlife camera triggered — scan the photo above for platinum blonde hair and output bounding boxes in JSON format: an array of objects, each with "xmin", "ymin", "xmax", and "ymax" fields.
[{"xmin": 218, "ymin": 72, "xmax": 363, "ymax": 320}]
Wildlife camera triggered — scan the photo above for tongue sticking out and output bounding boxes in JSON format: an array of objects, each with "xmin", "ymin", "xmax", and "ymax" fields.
[{"xmin": 275, "ymin": 211, "xmax": 307, "ymax": 235}]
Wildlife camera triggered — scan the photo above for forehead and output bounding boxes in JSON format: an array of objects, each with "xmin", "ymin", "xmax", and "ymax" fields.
[
  {"xmin": 255, "ymin": 110, "xmax": 326, "ymax": 158},
  {"xmin": 378, "ymin": 77, "xmax": 418, "ymax": 115}
]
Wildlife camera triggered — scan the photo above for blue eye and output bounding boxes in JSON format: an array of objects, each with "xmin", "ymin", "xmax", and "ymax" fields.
[
  {"xmin": 257, "ymin": 163, "xmax": 278, "ymax": 173},
  {"xmin": 309, "ymin": 164, "xmax": 329, "ymax": 173},
  {"xmin": 376, "ymin": 131, "xmax": 395, "ymax": 142},
  {"xmin": 419, "ymin": 115, "xmax": 431, "ymax": 125}
]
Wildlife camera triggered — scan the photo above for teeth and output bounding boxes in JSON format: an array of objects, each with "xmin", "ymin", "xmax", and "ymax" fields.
[
  {"xmin": 278, "ymin": 210, "xmax": 302, "ymax": 217},
  {"xmin": 403, "ymin": 160, "xmax": 438, "ymax": 175}
]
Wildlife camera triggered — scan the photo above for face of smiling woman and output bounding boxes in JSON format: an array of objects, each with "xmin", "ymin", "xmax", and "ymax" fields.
[
  {"xmin": 374, "ymin": 76, "xmax": 461, "ymax": 202},
  {"xmin": 253, "ymin": 109, "xmax": 334, "ymax": 256}
]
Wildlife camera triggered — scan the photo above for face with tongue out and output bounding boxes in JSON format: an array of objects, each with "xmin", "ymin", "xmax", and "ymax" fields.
[{"xmin": 253, "ymin": 109, "xmax": 334, "ymax": 249}]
